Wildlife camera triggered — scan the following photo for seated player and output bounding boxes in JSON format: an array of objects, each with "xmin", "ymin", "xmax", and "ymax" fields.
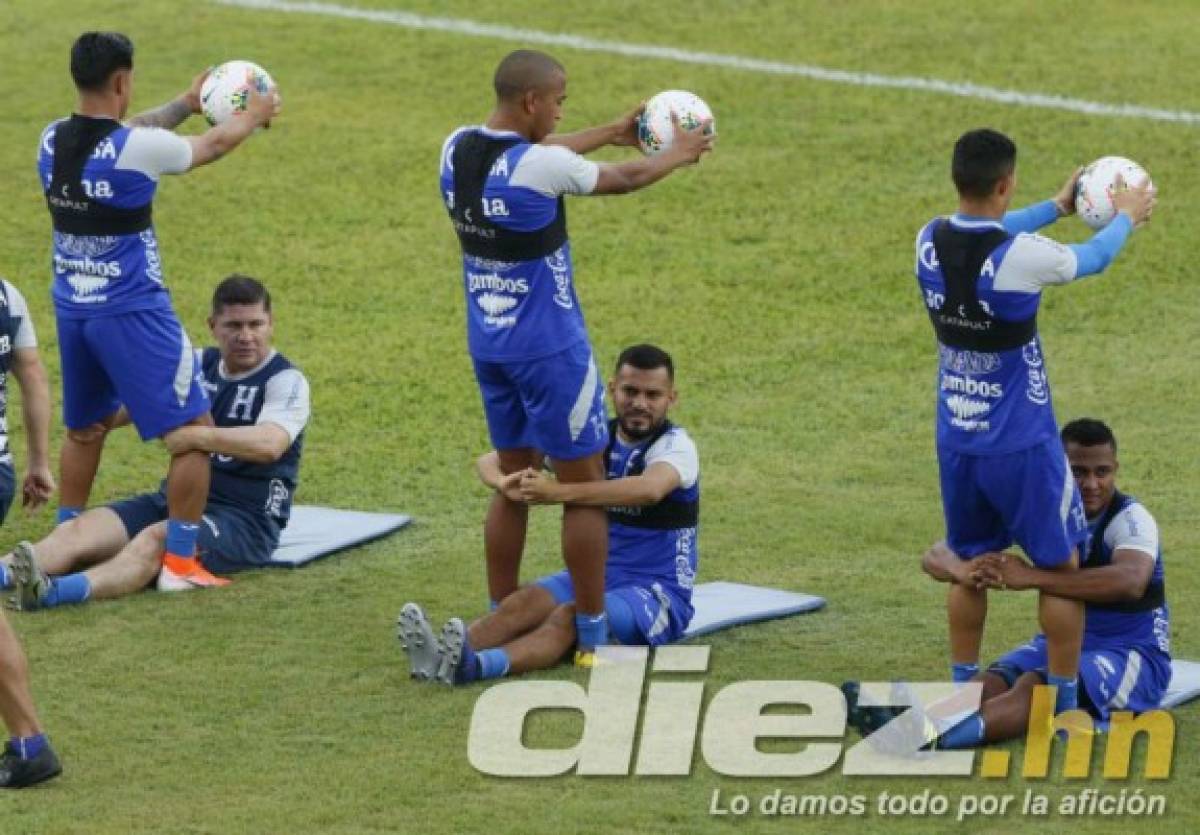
[
  {"xmin": 398, "ymin": 344, "xmax": 699, "ymax": 684},
  {"xmin": 0, "ymin": 273, "xmax": 60, "ymax": 787},
  {"xmin": 4, "ymin": 275, "xmax": 309, "ymax": 608},
  {"xmin": 845, "ymin": 418, "xmax": 1169, "ymax": 748}
]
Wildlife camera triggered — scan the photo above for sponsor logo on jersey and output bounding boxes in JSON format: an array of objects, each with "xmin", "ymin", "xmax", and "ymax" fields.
[
  {"xmin": 54, "ymin": 232, "xmax": 119, "ymax": 259},
  {"xmin": 919, "ymin": 239, "xmax": 940, "ymax": 271},
  {"xmin": 476, "ymin": 293, "xmax": 519, "ymax": 317},
  {"xmin": 1022, "ymin": 340, "xmax": 1050, "ymax": 405},
  {"xmin": 54, "ymin": 253, "xmax": 121, "ymax": 279},
  {"xmin": 940, "ymin": 374, "xmax": 1003, "ymax": 399},
  {"xmin": 266, "ymin": 479, "xmax": 289, "ymax": 516},
  {"xmin": 546, "ymin": 248, "xmax": 574, "ymax": 310},
  {"xmin": 939, "ymin": 346, "xmax": 1001, "ymax": 374},
  {"xmin": 468, "ymin": 272, "xmax": 529, "ymax": 295},
  {"xmin": 946, "ymin": 394, "xmax": 992, "ymax": 431}
]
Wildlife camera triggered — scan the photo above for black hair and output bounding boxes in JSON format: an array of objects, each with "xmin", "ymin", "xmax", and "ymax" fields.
[
  {"xmin": 1061, "ymin": 418, "xmax": 1117, "ymax": 454},
  {"xmin": 616, "ymin": 344, "xmax": 674, "ymax": 380},
  {"xmin": 493, "ymin": 49, "xmax": 564, "ymax": 101},
  {"xmin": 70, "ymin": 32, "xmax": 134, "ymax": 92},
  {"xmin": 211, "ymin": 274, "xmax": 271, "ymax": 316},
  {"xmin": 952, "ymin": 128, "xmax": 1017, "ymax": 199}
]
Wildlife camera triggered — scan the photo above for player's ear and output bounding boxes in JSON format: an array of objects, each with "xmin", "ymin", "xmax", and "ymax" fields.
[{"xmin": 606, "ymin": 378, "xmax": 616, "ymax": 399}]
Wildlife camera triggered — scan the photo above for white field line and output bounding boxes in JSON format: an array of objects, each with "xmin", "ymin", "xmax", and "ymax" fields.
[{"xmin": 213, "ymin": 0, "xmax": 1200, "ymax": 126}]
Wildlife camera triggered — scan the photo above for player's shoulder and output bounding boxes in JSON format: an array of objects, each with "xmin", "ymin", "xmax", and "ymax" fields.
[
  {"xmin": 1112, "ymin": 497, "xmax": 1157, "ymax": 531},
  {"xmin": 649, "ymin": 424, "xmax": 698, "ymax": 459},
  {"xmin": 521, "ymin": 142, "xmax": 585, "ymax": 169},
  {"xmin": 1006, "ymin": 231, "xmax": 1072, "ymax": 262}
]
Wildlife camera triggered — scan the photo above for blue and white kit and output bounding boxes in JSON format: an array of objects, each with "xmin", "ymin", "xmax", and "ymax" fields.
[
  {"xmin": 38, "ymin": 116, "xmax": 207, "ymax": 439},
  {"xmin": 0, "ymin": 279, "xmax": 39, "ymax": 524},
  {"xmin": 538, "ymin": 420, "xmax": 700, "ymax": 646},
  {"xmin": 990, "ymin": 493, "xmax": 1170, "ymax": 720},
  {"xmin": 915, "ymin": 200, "xmax": 1132, "ymax": 565},
  {"xmin": 110, "ymin": 348, "xmax": 310, "ymax": 573},
  {"xmin": 440, "ymin": 126, "xmax": 607, "ymax": 460}
]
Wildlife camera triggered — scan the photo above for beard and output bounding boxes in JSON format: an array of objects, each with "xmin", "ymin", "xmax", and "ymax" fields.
[{"xmin": 618, "ymin": 413, "xmax": 661, "ymax": 441}]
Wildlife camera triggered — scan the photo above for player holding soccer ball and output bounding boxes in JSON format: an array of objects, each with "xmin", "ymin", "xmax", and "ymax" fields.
[
  {"xmin": 912, "ymin": 128, "xmax": 1154, "ymax": 740},
  {"xmin": 439, "ymin": 50, "xmax": 712, "ymax": 662},
  {"xmin": 37, "ymin": 32, "xmax": 278, "ymax": 588}
]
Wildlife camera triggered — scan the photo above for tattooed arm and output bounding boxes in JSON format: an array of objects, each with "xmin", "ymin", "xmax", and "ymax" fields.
[{"xmin": 128, "ymin": 68, "xmax": 209, "ymax": 129}]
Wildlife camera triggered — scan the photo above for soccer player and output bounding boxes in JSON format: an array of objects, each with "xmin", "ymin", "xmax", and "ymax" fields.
[
  {"xmin": 439, "ymin": 50, "xmax": 712, "ymax": 660},
  {"xmin": 914, "ymin": 129, "xmax": 1154, "ymax": 719},
  {"xmin": 4, "ymin": 276, "xmax": 309, "ymax": 608},
  {"xmin": 847, "ymin": 419, "xmax": 1169, "ymax": 748},
  {"xmin": 399, "ymin": 344, "xmax": 699, "ymax": 684},
  {"xmin": 0, "ymin": 275, "xmax": 60, "ymax": 788},
  {"xmin": 38, "ymin": 32, "xmax": 278, "ymax": 589}
]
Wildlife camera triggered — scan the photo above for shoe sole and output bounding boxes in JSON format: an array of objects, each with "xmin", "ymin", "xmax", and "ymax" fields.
[
  {"xmin": 9, "ymin": 542, "xmax": 46, "ymax": 612},
  {"xmin": 396, "ymin": 603, "xmax": 441, "ymax": 681},
  {"xmin": 435, "ymin": 618, "xmax": 467, "ymax": 686}
]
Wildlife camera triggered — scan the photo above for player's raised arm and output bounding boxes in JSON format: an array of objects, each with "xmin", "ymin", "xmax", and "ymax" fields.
[
  {"xmin": 591, "ymin": 114, "xmax": 713, "ymax": 195},
  {"xmin": 186, "ymin": 84, "xmax": 278, "ymax": 170},
  {"xmin": 1003, "ymin": 167, "xmax": 1084, "ymax": 234},
  {"xmin": 1067, "ymin": 178, "xmax": 1155, "ymax": 277},
  {"xmin": 543, "ymin": 102, "xmax": 644, "ymax": 155},
  {"xmin": 127, "ymin": 68, "xmax": 209, "ymax": 130}
]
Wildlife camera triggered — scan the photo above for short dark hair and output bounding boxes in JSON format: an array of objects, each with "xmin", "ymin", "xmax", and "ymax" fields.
[
  {"xmin": 493, "ymin": 49, "xmax": 564, "ymax": 101},
  {"xmin": 211, "ymin": 274, "xmax": 271, "ymax": 316},
  {"xmin": 70, "ymin": 32, "xmax": 134, "ymax": 92},
  {"xmin": 616, "ymin": 344, "xmax": 674, "ymax": 380},
  {"xmin": 1062, "ymin": 418, "xmax": 1117, "ymax": 454},
  {"xmin": 952, "ymin": 128, "xmax": 1017, "ymax": 199}
]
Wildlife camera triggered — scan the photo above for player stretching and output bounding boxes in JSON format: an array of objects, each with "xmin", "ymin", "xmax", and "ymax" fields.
[
  {"xmin": 439, "ymin": 50, "xmax": 711, "ymax": 661},
  {"xmin": 38, "ymin": 32, "xmax": 277, "ymax": 587},
  {"xmin": 914, "ymin": 129, "xmax": 1153, "ymax": 733}
]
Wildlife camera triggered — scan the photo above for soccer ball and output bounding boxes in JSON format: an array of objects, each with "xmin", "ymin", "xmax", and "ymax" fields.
[
  {"xmin": 1074, "ymin": 156, "xmax": 1153, "ymax": 230},
  {"xmin": 200, "ymin": 60, "xmax": 276, "ymax": 126},
  {"xmin": 637, "ymin": 90, "xmax": 715, "ymax": 156}
]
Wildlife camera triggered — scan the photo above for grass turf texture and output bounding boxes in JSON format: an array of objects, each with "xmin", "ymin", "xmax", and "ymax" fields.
[{"xmin": 1, "ymin": 0, "xmax": 1198, "ymax": 831}]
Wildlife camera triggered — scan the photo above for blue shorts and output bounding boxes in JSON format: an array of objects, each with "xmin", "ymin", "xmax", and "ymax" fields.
[
  {"xmin": 108, "ymin": 490, "xmax": 279, "ymax": 574},
  {"xmin": 472, "ymin": 340, "xmax": 608, "ymax": 461},
  {"xmin": 938, "ymin": 437, "xmax": 1087, "ymax": 567},
  {"xmin": 989, "ymin": 635, "xmax": 1170, "ymax": 723},
  {"xmin": 0, "ymin": 463, "xmax": 13, "ymax": 527},
  {"xmin": 536, "ymin": 569, "xmax": 691, "ymax": 646},
  {"xmin": 57, "ymin": 307, "xmax": 209, "ymax": 440}
]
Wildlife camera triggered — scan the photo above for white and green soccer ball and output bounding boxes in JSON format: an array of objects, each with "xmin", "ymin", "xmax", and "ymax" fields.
[
  {"xmin": 1075, "ymin": 156, "xmax": 1153, "ymax": 230},
  {"xmin": 637, "ymin": 90, "xmax": 715, "ymax": 156},
  {"xmin": 200, "ymin": 60, "xmax": 276, "ymax": 126}
]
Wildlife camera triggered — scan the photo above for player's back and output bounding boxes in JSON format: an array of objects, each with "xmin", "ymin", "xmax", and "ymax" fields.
[{"xmin": 38, "ymin": 116, "xmax": 190, "ymax": 317}]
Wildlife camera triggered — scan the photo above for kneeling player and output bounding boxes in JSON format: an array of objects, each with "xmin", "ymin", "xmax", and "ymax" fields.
[
  {"xmin": 847, "ymin": 419, "xmax": 1169, "ymax": 747},
  {"xmin": 399, "ymin": 344, "xmax": 699, "ymax": 684},
  {"xmin": 4, "ymin": 276, "xmax": 309, "ymax": 609}
]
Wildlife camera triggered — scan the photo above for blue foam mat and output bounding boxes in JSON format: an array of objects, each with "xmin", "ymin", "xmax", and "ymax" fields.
[
  {"xmin": 267, "ymin": 505, "xmax": 412, "ymax": 567},
  {"xmin": 684, "ymin": 581, "xmax": 825, "ymax": 638}
]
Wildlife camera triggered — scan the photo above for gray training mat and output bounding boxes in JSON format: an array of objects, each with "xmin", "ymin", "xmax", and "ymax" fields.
[
  {"xmin": 266, "ymin": 505, "xmax": 412, "ymax": 567},
  {"xmin": 1160, "ymin": 660, "xmax": 1200, "ymax": 709},
  {"xmin": 684, "ymin": 581, "xmax": 826, "ymax": 639}
]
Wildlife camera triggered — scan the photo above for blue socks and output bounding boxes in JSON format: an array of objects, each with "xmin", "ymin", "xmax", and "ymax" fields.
[
  {"xmin": 39, "ymin": 573, "xmax": 91, "ymax": 609},
  {"xmin": 951, "ymin": 662, "xmax": 980, "ymax": 684},
  {"xmin": 0, "ymin": 563, "xmax": 9, "ymax": 590},
  {"xmin": 165, "ymin": 519, "xmax": 200, "ymax": 559},
  {"xmin": 575, "ymin": 612, "xmax": 608, "ymax": 651},
  {"xmin": 9, "ymin": 734, "xmax": 48, "ymax": 760},
  {"xmin": 477, "ymin": 648, "xmax": 511, "ymax": 680},
  {"xmin": 936, "ymin": 713, "xmax": 987, "ymax": 749},
  {"xmin": 1048, "ymin": 674, "xmax": 1079, "ymax": 712},
  {"xmin": 56, "ymin": 507, "xmax": 82, "ymax": 525}
]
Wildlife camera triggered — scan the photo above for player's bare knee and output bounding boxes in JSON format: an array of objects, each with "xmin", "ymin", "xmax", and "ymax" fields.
[
  {"xmin": 67, "ymin": 424, "xmax": 107, "ymax": 445},
  {"xmin": 546, "ymin": 603, "xmax": 577, "ymax": 636}
]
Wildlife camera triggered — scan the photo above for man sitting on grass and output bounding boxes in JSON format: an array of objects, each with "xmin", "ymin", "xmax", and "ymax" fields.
[{"xmin": 399, "ymin": 344, "xmax": 699, "ymax": 684}]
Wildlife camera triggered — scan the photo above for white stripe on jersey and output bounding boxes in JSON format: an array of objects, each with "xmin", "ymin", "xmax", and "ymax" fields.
[
  {"xmin": 173, "ymin": 330, "xmax": 195, "ymax": 406},
  {"xmin": 1109, "ymin": 650, "xmax": 1143, "ymax": 710}
]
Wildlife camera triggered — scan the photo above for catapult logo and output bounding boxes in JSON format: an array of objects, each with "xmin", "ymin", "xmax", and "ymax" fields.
[{"xmin": 467, "ymin": 647, "xmax": 1174, "ymax": 784}]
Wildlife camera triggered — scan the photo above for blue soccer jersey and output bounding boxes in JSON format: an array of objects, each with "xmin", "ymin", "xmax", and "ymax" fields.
[
  {"xmin": 38, "ymin": 117, "xmax": 192, "ymax": 317},
  {"xmin": 439, "ymin": 126, "xmax": 597, "ymax": 362}
]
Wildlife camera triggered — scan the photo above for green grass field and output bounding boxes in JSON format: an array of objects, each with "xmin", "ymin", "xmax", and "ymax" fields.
[{"xmin": 1, "ymin": 0, "xmax": 1198, "ymax": 831}]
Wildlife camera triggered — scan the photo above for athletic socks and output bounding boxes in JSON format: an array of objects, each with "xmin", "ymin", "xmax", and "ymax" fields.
[
  {"xmin": 951, "ymin": 662, "xmax": 980, "ymax": 684},
  {"xmin": 477, "ymin": 648, "xmax": 511, "ymax": 680},
  {"xmin": 0, "ymin": 562, "xmax": 9, "ymax": 590},
  {"xmin": 56, "ymin": 507, "xmax": 82, "ymax": 525},
  {"xmin": 935, "ymin": 712, "xmax": 987, "ymax": 749},
  {"xmin": 165, "ymin": 519, "xmax": 200, "ymax": 562},
  {"xmin": 9, "ymin": 734, "xmax": 48, "ymax": 760},
  {"xmin": 1048, "ymin": 674, "xmax": 1079, "ymax": 713},
  {"xmin": 575, "ymin": 612, "xmax": 608, "ymax": 651},
  {"xmin": 39, "ymin": 573, "xmax": 91, "ymax": 608}
]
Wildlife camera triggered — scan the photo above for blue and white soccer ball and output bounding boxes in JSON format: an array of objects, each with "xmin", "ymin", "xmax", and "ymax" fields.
[
  {"xmin": 200, "ymin": 60, "xmax": 276, "ymax": 126},
  {"xmin": 1075, "ymin": 156, "xmax": 1153, "ymax": 230},
  {"xmin": 637, "ymin": 90, "xmax": 715, "ymax": 156}
]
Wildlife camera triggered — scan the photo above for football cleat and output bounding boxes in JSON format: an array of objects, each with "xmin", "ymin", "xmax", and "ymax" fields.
[
  {"xmin": 0, "ymin": 742, "xmax": 62, "ymax": 789},
  {"xmin": 397, "ymin": 603, "xmax": 441, "ymax": 681},
  {"xmin": 7, "ymin": 542, "xmax": 49, "ymax": 612},
  {"xmin": 156, "ymin": 554, "xmax": 231, "ymax": 591}
]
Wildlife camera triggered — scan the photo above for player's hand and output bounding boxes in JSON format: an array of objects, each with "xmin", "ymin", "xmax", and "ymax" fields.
[
  {"xmin": 1112, "ymin": 174, "xmax": 1156, "ymax": 228},
  {"xmin": 518, "ymin": 469, "xmax": 560, "ymax": 504},
  {"xmin": 1053, "ymin": 166, "xmax": 1084, "ymax": 217},
  {"xmin": 497, "ymin": 470, "xmax": 525, "ymax": 503},
  {"xmin": 609, "ymin": 102, "xmax": 646, "ymax": 148},
  {"xmin": 667, "ymin": 111, "xmax": 715, "ymax": 164},
  {"xmin": 241, "ymin": 76, "xmax": 281, "ymax": 129},
  {"xmin": 183, "ymin": 67, "xmax": 213, "ymax": 115},
  {"xmin": 21, "ymin": 466, "xmax": 55, "ymax": 510}
]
